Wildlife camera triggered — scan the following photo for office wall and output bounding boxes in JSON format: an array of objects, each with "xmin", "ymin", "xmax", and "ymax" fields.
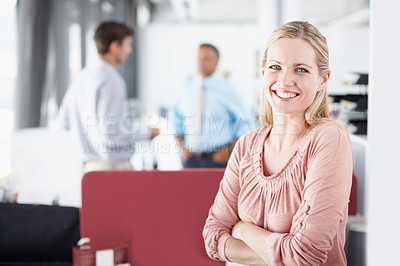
[{"xmin": 136, "ymin": 23, "xmax": 262, "ymax": 115}]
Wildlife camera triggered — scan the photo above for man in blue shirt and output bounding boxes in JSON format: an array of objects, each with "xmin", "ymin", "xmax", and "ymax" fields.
[{"xmin": 171, "ymin": 43, "xmax": 256, "ymax": 168}]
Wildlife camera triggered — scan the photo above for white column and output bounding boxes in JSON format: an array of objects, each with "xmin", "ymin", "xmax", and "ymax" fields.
[
  {"xmin": 367, "ymin": 0, "xmax": 400, "ymax": 265},
  {"xmin": 257, "ymin": 0, "xmax": 303, "ymax": 51},
  {"xmin": 257, "ymin": 0, "xmax": 280, "ymax": 44},
  {"xmin": 281, "ymin": 0, "xmax": 302, "ymax": 24}
]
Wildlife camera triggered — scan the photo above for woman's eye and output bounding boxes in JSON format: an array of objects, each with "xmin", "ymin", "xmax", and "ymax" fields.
[
  {"xmin": 297, "ymin": 68, "xmax": 309, "ymax": 73},
  {"xmin": 269, "ymin": 65, "xmax": 281, "ymax": 70}
]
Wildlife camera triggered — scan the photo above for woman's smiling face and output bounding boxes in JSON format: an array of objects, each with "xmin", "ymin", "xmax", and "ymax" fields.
[{"xmin": 262, "ymin": 37, "xmax": 329, "ymax": 116}]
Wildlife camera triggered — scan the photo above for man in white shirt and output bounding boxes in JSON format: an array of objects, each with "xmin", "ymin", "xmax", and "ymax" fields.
[{"xmin": 58, "ymin": 21, "xmax": 158, "ymax": 171}]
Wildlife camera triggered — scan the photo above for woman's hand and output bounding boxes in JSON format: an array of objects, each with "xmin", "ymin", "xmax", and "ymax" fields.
[
  {"xmin": 231, "ymin": 220, "xmax": 247, "ymax": 240},
  {"xmin": 289, "ymin": 200, "xmax": 310, "ymax": 235},
  {"xmin": 230, "ymin": 221, "xmax": 270, "ymax": 266}
]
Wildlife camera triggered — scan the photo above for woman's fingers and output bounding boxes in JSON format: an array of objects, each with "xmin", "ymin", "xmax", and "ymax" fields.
[
  {"xmin": 290, "ymin": 201, "xmax": 310, "ymax": 235},
  {"xmin": 292, "ymin": 201, "xmax": 307, "ymax": 226},
  {"xmin": 290, "ymin": 223, "xmax": 300, "ymax": 235},
  {"xmin": 291, "ymin": 202, "xmax": 305, "ymax": 223},
  {"xmin": 290, "ymin": 213, "xmax": 306, "ymax": 235},
  {"xmin": 231, "ymin": 220, "xmax": 245, "ymax": 239}
]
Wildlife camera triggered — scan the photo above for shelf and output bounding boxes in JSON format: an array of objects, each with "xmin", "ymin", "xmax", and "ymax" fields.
[
  {"xmin": 348, "ymin": 214, "xmax": 367, "ymax": 233},
  {"xmin": 350, "ymin": 134, "xmax": 368, "ymax": 147}
]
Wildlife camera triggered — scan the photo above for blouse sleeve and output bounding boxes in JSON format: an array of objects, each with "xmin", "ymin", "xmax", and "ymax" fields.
[
  {"xmin": 263, "ymin": 124, "xmax": 353, "ymax": 265},
  {"xmin": 202, "ymin": 133, "xmax": 248, "ymax": 261}
]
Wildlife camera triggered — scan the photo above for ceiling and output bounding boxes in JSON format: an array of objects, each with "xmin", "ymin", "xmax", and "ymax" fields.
[{"xmin": 145, "ymin": 0, "xmax": 369, "ymax": 27}]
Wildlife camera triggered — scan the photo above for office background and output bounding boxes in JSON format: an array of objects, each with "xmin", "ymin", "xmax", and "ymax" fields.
[{"xmin": 0, "ymin": 0, "xmax": 399, "ymax": 265}]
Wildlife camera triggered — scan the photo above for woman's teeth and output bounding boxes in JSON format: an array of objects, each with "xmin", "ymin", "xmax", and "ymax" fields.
[{"xmin": 275, "ymin": 91, "xmax": 298, "ymax": 99}]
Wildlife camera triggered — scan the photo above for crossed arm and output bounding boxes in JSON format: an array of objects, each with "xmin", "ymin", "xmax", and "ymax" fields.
[{"xmin": 224, "ymin": 202, "xmax": 309, "ymax": 265}]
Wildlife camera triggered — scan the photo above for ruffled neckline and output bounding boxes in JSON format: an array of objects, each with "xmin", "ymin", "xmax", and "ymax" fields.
[{"xmin": 254, "ymin": 126, "xmax": 314, "ymax": 181}]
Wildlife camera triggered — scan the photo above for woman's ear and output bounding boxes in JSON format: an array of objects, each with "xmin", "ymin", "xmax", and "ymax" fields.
[
  {"xmin": 261, "ymin": 62, "xmax": 265, "ymax": 76},
  {"xmin": 319, "ymin": 72, "xmax": 330, "ymax": 91}
]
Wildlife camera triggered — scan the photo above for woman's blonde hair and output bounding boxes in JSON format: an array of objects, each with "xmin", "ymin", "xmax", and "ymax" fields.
[{"xmin": 260, "ymin": 21, "xmax": 333, "ymax": 128}]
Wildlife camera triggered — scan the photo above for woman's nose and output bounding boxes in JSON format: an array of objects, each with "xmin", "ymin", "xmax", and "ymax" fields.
[{"xmin": 278, "ymin": 70, "xmax": 295, "ymax": 87}]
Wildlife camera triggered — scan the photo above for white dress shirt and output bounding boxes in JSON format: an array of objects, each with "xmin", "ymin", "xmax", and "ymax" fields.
[{"xmin": 57, "ymin": 58, "xmax": 150, "ymax": 162}]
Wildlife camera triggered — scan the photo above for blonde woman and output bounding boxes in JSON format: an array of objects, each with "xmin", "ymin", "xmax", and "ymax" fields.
[{"xmin": 203, "ymin": 21, "xmax": 352, "ymax": 266}]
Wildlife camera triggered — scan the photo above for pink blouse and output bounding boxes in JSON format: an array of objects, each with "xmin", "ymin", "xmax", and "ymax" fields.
[{"xmin": 203, "ymin": 123, "xmax": 352, "ymax": 265}]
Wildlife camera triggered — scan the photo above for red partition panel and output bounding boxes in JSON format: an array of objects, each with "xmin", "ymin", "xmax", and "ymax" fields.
[
  {"xmin": 348, "ymin": 174, "xmax": 358, "ymax": 215},
  {"xmin": 80, "ymin": 169, "xmax": 225, "ymax": 266}
]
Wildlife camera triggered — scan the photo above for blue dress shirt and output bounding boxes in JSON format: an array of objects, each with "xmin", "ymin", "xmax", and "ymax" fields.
[{"xmin": 171, "ymin": 73, "xmax": 257, "ymax": 153}]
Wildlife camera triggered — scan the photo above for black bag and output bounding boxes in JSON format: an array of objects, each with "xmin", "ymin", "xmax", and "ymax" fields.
[{"xmin": 0, "ymin": 203, "xmax": 80, "ymax": 265}]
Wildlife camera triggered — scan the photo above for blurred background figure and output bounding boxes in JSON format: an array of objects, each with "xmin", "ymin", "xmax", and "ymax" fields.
[
  {"xmin": 57, "ymin": 21, "xmax": 159, "ymax": 172},
  {"xmin": 171, "ymin": 43, "xmax": 256, "ymax": 168}
]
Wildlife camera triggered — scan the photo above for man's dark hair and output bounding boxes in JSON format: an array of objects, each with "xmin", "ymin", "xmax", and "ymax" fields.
[
  {"xmin": 199, "ymin": 43, "xmax": 220, "ymax": 59},
  {"xmin": 94, "ymin": 21, "xmax": 134, "ymax": 54}
]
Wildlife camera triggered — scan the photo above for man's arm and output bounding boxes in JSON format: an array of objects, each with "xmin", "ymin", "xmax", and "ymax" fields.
[
  {"xmin": 149, "ymin": 128, "xmax": 160, "ymax": 140},
  {"xmin": 212, "ymin": 138, "xmax": 238, "ymax": 163},
  {"xmin": 96, "ymin": 82, "xmax": 152, "ymax": 146},
  {"xmin": 175, "ymin": 135, "xmax": 192, "ymax": 161},
  {"xmin": 223, "ymin": 84, "xmax": 257, "ymax": 138}
]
